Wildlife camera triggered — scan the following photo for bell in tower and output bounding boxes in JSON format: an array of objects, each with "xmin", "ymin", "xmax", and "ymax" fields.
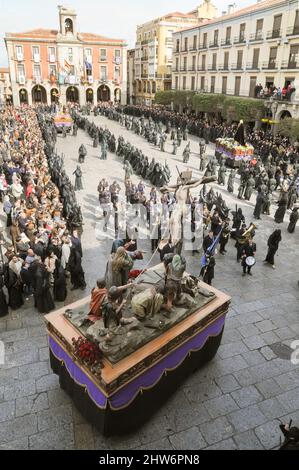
[{"xmin": 58, "ymin": 5, "xmax": 78, "ymax": 36}]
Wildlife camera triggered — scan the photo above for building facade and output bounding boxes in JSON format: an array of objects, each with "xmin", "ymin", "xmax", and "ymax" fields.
[
  {"xmin": 172, "ymin": 0, "xmax": 299, "ymax": 120},
  {"xmin": 0, "ymin": 67, "xmax": 12, "ymax": 104},
  {"xmin": 134, "ymin": 1, "xmax": 217, "ymax": 105},
  {"xmin": 5, "ymin": 6, "xmax": 127, "ymax": 107}
]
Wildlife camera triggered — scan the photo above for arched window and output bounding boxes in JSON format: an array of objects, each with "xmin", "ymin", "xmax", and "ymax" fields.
[{"xmin": 65, "ymin": 18, "xmax": 73, "ymax": 34}]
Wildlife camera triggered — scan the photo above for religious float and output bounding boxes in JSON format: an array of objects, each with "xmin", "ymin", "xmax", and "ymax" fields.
[
  {"xmin": 53, "ymin": 112, "xmax": 73, "ymax": 133},
  {"xmin": 45, "ymin": 265, "xmax": 231, "ymax": 436},
  {"xmin": 215, "ymin": 138, "xmax": 254, "ymax": 168}
]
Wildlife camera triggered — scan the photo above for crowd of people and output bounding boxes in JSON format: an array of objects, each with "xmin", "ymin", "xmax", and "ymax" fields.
[
  {"xmin": 66, "ymin": 103, "xmax": 298, "ymax": 289},
  {"xmin": 1, "ymin": 101, "xmax": 298, "ymax": 318},
  {"xmin": 254, "ymin": 82, "xmax": 296, "ymax": 101},
  {"xmin": 0, "ymin": 105, "xmax": 86, "ymax": 317}
]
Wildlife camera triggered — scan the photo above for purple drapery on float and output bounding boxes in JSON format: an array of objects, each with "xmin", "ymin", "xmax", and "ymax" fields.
[{"xmin": 49, "ymin": 314, "xmax": 225, "ymax": 411}]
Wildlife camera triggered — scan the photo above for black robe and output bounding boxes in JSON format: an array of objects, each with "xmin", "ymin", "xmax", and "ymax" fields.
[
  {"xmin": 68, "ymin": 249, "xmax": 86, "ymax": 289},
  {"xmin": 0, "ymin": 276, "xmax": 8, "ymax": 317},
  {"xmin": 34, "ymin": 265, "xmax": 55, "ymax": 314},
  {"xmin": 288, "ymin": 210, "xmax": 299, "ymax": 233},
  {"xmin": 234, "ymin": 123, "xmax": 245, "ymax": 146},
  {"xmin": 253, "ymin": 193, "xmax": 265, "ymax": 219},
  {"xmin": 265, "ymin": 232, "xmax": 281, "ymax": 265},
  {"xmin": 53, "ymin": 266, "xmax": 67, "ymax": 302},
  {"xmin": 275, "ymin": 200, "xmax": 288, "ymax": 224},
  {"xmin": 4, "ymin": 267, "xmax": 23, "ymax": 310}
]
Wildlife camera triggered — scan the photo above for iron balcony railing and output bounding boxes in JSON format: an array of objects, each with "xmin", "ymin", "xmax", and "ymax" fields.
[
  {"xmin": 234, "ymin": 35, "xmax": 246, "ymax": 44},
  {"xmin": 266, "ymin": 29, "xmax": 281, "ymax": 39},
  {"xmin": 286, "ymin": 26, "xmax": 299, "ymax": 36}
]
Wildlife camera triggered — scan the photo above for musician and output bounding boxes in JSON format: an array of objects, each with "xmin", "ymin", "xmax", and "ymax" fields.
[
  {"xmin": 219, "ymin": 220, "xmax": 230, "ymax": 255},
  {"xmin": 211, "ymin": 210, "xmax": 222, "ymax": 236},
  {"xmin": 241, "ymin": 239, "xmax": 256, "ymax": 276}
]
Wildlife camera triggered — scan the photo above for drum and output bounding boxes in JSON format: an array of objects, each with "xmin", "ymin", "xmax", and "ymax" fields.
[{"xmin": 246, "ymin": 256, "xmax": 256, "ymax": 267}]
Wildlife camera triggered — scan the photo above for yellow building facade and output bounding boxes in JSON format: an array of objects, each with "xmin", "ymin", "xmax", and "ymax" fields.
[{"xmin": 134, "ymin": 1, "xmax": 217, "ymax": 105}]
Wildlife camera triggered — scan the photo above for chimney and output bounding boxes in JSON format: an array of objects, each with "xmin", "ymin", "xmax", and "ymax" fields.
[{"xmin": 227, "ymin": 3, "xmax": 236, "ymax": 14}]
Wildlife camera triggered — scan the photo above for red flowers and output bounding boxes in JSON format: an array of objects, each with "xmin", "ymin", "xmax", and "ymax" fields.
[{"xmin": 72, "ymin": 337, "xmax": 102, "ymax": 368}]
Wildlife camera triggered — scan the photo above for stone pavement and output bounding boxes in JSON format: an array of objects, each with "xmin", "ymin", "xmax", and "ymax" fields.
[{"xmin": 0, "ymin": 113, "xmax": 298, "ymax": 450}]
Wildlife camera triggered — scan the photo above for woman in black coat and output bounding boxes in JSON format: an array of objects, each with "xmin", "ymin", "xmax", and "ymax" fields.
[
  {"xmin": 264, "ymin": 229, "xmax": 282, "ymax": 269},
  {"xmin": 53, "ymin": 260, "xmax": 67, "ymax": 302},
  {"xmin": 0, "ymin": 275, "xmax": 8, "ymax": 317}
]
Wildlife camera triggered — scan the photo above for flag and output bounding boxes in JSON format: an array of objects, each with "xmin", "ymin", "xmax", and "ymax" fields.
[
  {"xmin": 201, "ymin": 229, "xmax": 223, "ymax": 268},
  {"xmin": 64, "ymin": 60, "xmax": 72, "ymax": 74}
]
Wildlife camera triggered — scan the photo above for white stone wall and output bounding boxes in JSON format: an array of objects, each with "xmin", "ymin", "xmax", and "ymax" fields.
[{"xmin": 172, "ymin": 0, "xmax": 299, "ymax": 101}]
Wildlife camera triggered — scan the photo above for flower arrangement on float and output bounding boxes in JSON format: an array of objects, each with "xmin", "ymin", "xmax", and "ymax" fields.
[
  {"xmin": 216, "ymin": 138, "xmax": 254, "ymax": 161},
  {"xmin": 72, "ymin": 336, "xmax": 103, "ymax": 377}
]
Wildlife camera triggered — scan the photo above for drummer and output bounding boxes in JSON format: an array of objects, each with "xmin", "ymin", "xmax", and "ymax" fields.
[{"xmin": 241, "ymin": 239, "xmax": 257, "ymax": 277}]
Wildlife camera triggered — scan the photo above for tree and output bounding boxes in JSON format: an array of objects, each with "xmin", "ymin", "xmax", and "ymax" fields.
[
  {"xmin": 154, "ymin": 90, "xmax": 195, "ymax": 107},
  {"xmin": 222, "ymin": 97, "xmax": 265, "ymax": 122},
  {"xmin": 277, "ymin": 117, "xmax": 299, "ymax": 142},
  {"xmin": 192, "ymin": 93, "xmax": 226, "ymax": 113},
  {"xmin": 154, "ymin": 90, "xmax": 175, "ymax": 105}
]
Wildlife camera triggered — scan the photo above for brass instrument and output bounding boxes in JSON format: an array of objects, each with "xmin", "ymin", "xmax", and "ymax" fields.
[{"xmin": 237, "ymin": 223, "xmax": 257, "ymax": 245}]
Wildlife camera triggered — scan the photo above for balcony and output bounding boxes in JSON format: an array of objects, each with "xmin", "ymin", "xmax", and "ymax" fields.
[
  {"xmin": 198, "ymin": 43, "xmax": 208, "ymax": 50},
  {"xmin": 100, "ymin": 77, "xmax": 107, "ymax": 83},
  {"xmin": 218, "ymin": 63, "xmax": 229, "ymax": 71},
  {"xmin": 18, "ymin": 75, "xmax": 26, "ymax": 85},
  {"xmin": 141, "ymin": 73, "xmax": 148, "ymax": 78},
  {"xmin": 208, "ymin": 64, "xmax": 218, "ymax": 71},
  {"xmin": 209, "ymin": 40, "xmax": 219, "ymax": 48},
  {"xmin": 249, "ymin": 32, "xmax": 264, "ymax": 42},
  {"xmin": 266, "ymin": 29, "xmax": 281, "ymax": 39},
  {"xmin": 234, "ymin": 35, "xmax": 246, "ymax": 44},
  {"xmin": 246, "ymin": 62, "xmax": 260, "ymax": 70},
  {"xmin": 32, "ymin": 76, "xmax": 42, "ymax": 84},
  {"xmin": 188, "ymin": 66, "xmax": 196, "ymax": 72},
  {"xmin": 100, "ymin": 57, "xmax": 107, "ymax": 62},
  {"xmin": 198, "ymin": 65, "xmax": 206, "ymax": 71},
  {"xmin": 230, "ymin": 63, "xmax": 244, "ymax": 71},
  {"xmin": 261, "ymin": 60, "xmax": 277, "ymax": 70},
  {"xmin": 189, "ymin": 46, "xmax": 197, "ymax": 51},
  {"xmin": 286, "ymin": 26, "xmax": 299, "ymax": 36},
  {"xmin": 221, "ymin": 38, "xmax": 231, "ymax": 47},
  {"xmin": 180, "ymin": 67, "xmax": 187, "ymax": 72},
  {"xmin": 141, "ymin": 57, "xmax": 149, "ymax": 61},
  {"xmin": 281, "ymin": 60, "xmax": 299, "ymax": 69},
  {"xmin": 181, "ymin": 48, "xmax": 189, "ymax": 53}
]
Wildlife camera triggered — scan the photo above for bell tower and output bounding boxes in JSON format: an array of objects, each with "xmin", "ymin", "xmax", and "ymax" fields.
[{"xmin": 58, "ymin": 5, "xmax": 77, "ymax": 36}]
